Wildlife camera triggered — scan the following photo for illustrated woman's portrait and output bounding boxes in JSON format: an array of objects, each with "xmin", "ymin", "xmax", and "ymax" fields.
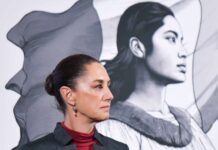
[{"xmin": 97, "ymin": 2, "xmax": 215, "ymax": 150}]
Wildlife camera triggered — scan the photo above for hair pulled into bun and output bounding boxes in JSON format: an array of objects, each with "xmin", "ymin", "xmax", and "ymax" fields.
[
  {"xmin": 45, "ymin": 74, "xmax": 55, "ymax": 95},
  {"xmin": 44, "ymin": 54, "xmax": 99, "ymax": 112}
]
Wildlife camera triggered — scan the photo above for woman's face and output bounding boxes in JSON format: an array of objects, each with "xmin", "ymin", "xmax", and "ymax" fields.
[
  {"xmin": 73, "ymin": 62, "xmax": 113, "ymax": 122},
  {"xmin": 145, "ymin": 15, "xmax": 187, "ymax": 83}
]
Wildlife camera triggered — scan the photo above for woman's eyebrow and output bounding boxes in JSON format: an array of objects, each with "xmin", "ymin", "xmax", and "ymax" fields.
[
  {"xmin": 164, "ymin": 30, "xmax": 178, "ymax": 38},
  {"xmin": 93, "ymin": 80, "xmax": 103, "ymax": 84},
  {"xmin": 164, "ymin": 30, "xmax": 184, "ymax": 41},
  {"xmin": 93, "ymin": 79, "xmax": 111, "ymax": 84}
]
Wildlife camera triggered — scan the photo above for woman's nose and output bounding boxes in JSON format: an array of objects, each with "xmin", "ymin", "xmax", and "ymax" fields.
[
  {"xmin": 178, "ymin": 46, "xmax": 187, "ymax": 58},
  {"xmin": 5, "ymin": 70, "xmax": 26, "ymax": 95},
  {"xmin": 104, "ymin": 87, "xmax": 114, "ymax": 101}
]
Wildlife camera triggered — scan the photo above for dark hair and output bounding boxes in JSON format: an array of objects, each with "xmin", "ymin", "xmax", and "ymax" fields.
[
  {"xmin": 45, "ymin": 54, "xmax": 99, "ymax": 112},
  {"xmin": 105, "ymin": 2, "xmax": 174, "ymax": 103}
]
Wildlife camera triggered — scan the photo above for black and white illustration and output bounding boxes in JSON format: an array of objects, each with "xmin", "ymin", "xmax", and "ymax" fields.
[
  {"xmin": 1, "ymin": 0, "xmax": 218, "ymax": 149},
  {"xmin": 97, "ymin": 1, "xmax": 214, "ymax": 149}
]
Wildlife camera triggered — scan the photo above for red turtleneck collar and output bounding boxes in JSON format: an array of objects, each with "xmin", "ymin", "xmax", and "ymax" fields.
[{"xmin": 61, "ymin": 122, "xmax": 100, "ymax": 150}]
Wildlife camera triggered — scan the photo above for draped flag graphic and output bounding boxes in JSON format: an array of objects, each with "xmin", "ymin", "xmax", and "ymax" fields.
[{"xmin": 193, "ymin": 0, "xmax": 218, "ymax": 133}]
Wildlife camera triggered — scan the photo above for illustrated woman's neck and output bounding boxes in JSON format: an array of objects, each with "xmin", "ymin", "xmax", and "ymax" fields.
[
  {"xmin": 63, "ymin": 110, "xmax": 95, "ymax": 133},
  {"xmin": 126, "ymin": 62, "xmax": 169, "ymax": 113}
]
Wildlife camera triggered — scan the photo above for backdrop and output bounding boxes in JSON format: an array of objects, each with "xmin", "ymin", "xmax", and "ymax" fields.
[{"xmin": 0, "ymin": 0, "xmax": 218, "ymax": 149}]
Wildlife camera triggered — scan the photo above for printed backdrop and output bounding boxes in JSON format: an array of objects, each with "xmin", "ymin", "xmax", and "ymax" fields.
[{"xmin": 0, "ymin": 0, "xmax": 218, "ymax": 149}]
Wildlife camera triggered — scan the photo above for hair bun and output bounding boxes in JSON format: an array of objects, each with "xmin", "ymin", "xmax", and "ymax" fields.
[{"xmin": 45, "ymin": 74, "xmax": 55, "ymax": 95}]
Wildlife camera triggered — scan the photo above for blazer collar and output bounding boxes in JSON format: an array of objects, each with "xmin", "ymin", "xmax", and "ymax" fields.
[
  {"xmin": 54, "ymin": 123, "xmax": 72, "ymax": 145},
  {"xmin": 53, "ymin": 123, "xmax": 107, "ymax": 147}
]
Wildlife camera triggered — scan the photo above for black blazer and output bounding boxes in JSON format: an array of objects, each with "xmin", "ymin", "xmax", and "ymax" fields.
[{"xmin": 20, "ymin": 123, "xmax": 129, "ymax": 150}]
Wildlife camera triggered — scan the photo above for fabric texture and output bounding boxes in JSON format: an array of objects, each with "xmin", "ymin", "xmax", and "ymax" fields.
[
  {"xmin": 109, "ymin": 102, "xmax": 192, "ymax": 147},
  {"xmin": 97, "ymin": 102, "xmax": 215, "ymax": 150}
]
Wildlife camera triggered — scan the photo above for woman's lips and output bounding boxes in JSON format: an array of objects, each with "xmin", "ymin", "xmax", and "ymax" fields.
[
  {"xmin": 100, "ymin": 105, "xmax": 110, "ymax": 111},
  {"xmin": 177, "ymin": 64, "xmax": 186, "ymax": 73}
]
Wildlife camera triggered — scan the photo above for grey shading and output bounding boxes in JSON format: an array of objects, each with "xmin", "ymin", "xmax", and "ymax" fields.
[
  {"xmin": 193, "ymin": 0, "xmax": 218, "ymax": 133},
  {"xmin": 5, "ymin": 0, "xmax": 102, "ymax": 149},
  {"xmin": 110, "ymin": 102, "xmax": 192, "ymax": 147}
]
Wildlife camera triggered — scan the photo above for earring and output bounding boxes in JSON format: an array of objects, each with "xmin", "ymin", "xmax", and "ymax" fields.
[{"xmin": 72, "ymin": 105, "xmax": 78, "ymax": 117}]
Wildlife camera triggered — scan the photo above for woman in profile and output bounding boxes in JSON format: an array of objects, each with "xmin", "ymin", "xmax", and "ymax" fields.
[
  {"xmin": 97, "ymin": 2, "xmax": 215, "ymax": 150},
  {"xmin": 20, "ymin": 54, "xmax": 129, "ymax": 150}
]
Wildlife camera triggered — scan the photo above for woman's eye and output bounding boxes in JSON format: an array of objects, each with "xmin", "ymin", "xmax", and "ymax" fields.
[
  {"xmin": 166, "ymin": 36, "xmax": 176, "ymax": 44},
  {"xmin": 95, "ymin": 85, "xmax": 103, "ymax": 89}
]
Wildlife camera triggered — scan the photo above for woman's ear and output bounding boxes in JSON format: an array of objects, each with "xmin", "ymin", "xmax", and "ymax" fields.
[
  {"xmin": 59, "ymin": 86, "xmax": 75, "ymax": 106},
  {"xmin": 129, "ymin": 37, "xmax": 146, "ymax": 58}
]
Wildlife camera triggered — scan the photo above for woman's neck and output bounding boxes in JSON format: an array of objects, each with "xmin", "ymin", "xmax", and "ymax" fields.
[
  {"xmin": 63, "ymin": 111, "xmax": 95, "ymax": 134},
  {"xmin": 126, "ymin": 62, "xmax": 169, "ymax": 114}
]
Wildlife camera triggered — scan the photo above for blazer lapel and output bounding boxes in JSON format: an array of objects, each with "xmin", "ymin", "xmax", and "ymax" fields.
[
  {"xmin": 94, "ymin": 144, "xmax": 108, "ymax": 150},
  {"xmin": 54, "ymin": 123, "xmax": 77, "ymax": 150},
  {"xmin": 57, "ymin": 145, "xmax": 77, "ymax": 150},
  {"xmin": 93, "ymin": 130, "xmax": 114, "ymax": 150}
]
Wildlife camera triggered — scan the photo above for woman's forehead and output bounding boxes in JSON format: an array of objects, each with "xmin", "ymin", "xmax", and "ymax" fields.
[
  {"xmin": 159, "ymin": 15, "xmax": 183, "ymax": 38},
  {"xmin": 80, "ymin": 63, "xmax": 110, "ymax": 82}
]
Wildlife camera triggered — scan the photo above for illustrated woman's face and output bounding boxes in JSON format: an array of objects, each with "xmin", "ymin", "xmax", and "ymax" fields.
[
  {"xmin": 145, "ymin": 15, "xmax": 187, "ymax": 83},
  {"xmin": 73, "ymin": 62, "xmax": 113, "ymax": 122}
]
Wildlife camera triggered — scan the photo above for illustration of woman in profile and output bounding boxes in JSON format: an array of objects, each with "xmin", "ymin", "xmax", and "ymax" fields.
[{"xmin": 97, "ymin": 2, "xmax": 215, "ymax": 150}]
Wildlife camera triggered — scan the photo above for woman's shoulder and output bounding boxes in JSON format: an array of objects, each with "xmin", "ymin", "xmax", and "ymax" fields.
[{"xmin": 20, "ymin": 133, "xmax": 57, "ymax": 150}]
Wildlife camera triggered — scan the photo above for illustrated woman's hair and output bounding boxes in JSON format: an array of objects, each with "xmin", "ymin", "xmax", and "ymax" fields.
[
  {"xmin": 105, "ymin": 2, "xmax": 174, "ymax": 103},
  {"xmin": 45, "ymin": 54, "xmax": 99, "ymax": 112}
]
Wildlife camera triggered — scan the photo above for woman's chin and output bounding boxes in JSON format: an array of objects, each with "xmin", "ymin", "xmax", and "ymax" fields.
[
  {"xmin": 94, "ymin": 114, "xmax": 109, "ymax": 122},
  {"xmin": 165, "ymin": 75, "xmax": 186, "ymax": 84},
  {"xmin": 170, "ymin": 77, "xmax": 186, "ymax": 84}
]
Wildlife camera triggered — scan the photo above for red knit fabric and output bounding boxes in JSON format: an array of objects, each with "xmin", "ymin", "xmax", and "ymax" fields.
[{"xmin": 61, "ymin": 122, "xmax": 100, "ymax": 150}]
